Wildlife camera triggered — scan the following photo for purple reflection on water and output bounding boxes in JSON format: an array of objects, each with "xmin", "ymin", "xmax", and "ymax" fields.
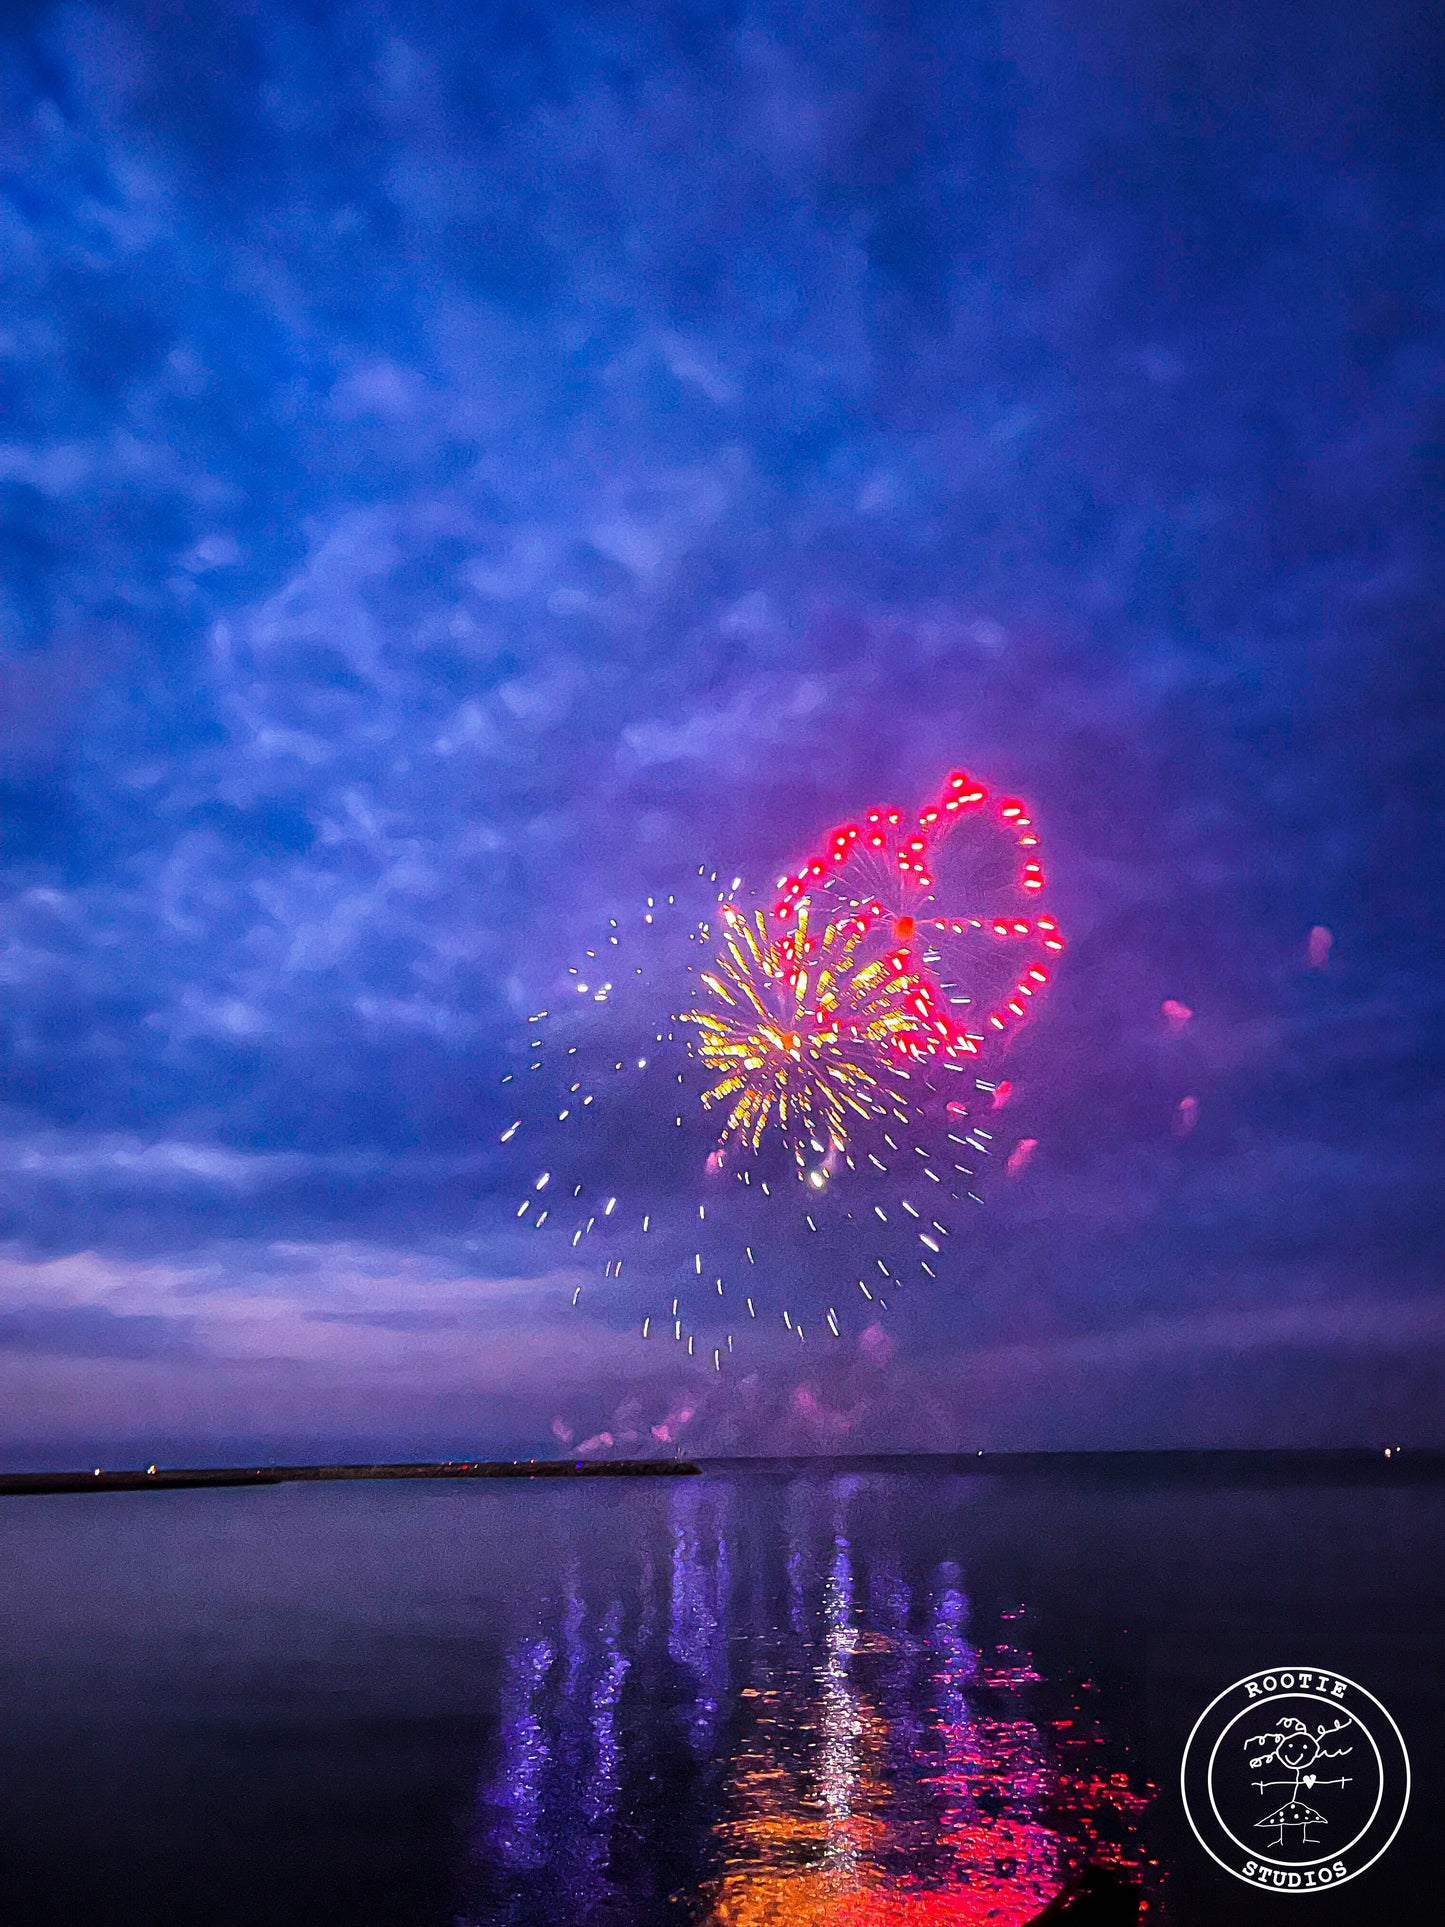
[
  {"xmin": 585, "ymin": 1601, "xmax": 630, "ymax": 1832},
  {"xmin": 668, "ymin": 1482, "xmax": 729, "ymax": 1755},
  {"xmin": 483, "ymin": 1635, "xmax": 554, "ymax": 1876},
  {"xmin": 929, "ymin": 1559, "xmax": 982, "ymax": 1842}
]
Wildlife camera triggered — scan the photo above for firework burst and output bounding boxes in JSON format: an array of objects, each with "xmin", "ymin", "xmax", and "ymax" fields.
[
  {"xmin": 497, "ymin": 770, "xmax": 1066, "ymax": 1364},
  {"xmin": 681, "ymin": 899, "xmax": 924, "ymax": 1164},
  {"xmin": 775, "ymin": 770, "xmax": 1064, "ymax": 1060}
]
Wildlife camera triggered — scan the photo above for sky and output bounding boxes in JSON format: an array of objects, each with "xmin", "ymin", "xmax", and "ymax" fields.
[{"xmin": 0, "ymin": 0, "xmax": 1442, "ymax": 1462}]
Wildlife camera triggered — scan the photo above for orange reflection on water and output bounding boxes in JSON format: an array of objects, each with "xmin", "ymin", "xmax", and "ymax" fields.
[
  {"xmin": 705, "ymin": 1598, "xmax": 1153, "ymax": 1927},
  {"xmin": 707, "ymin": 1677, "xmax": 1058, "ymax": 1925}
]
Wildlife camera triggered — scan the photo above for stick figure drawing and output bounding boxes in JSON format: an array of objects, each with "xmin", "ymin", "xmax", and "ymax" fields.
[{"xmin": 1244, "ymin": 1716, "xmax": 1355, "ymax": 1849}]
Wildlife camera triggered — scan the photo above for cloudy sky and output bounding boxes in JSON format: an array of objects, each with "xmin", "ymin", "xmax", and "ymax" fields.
[{"xmin": 1, "ymin": 0, "xmax": 1441, "ymax": 1462}]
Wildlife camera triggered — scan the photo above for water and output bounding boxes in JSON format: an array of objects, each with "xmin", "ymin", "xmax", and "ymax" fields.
[{"xmin": 1, "ymin": 1463, "xmax": 1440, "ymax": 1925}]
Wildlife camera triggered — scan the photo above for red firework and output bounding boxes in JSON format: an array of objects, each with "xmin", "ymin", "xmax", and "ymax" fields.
[{"xmin": 770, "ymin": 769, "xmax": 1065, "ymax": 1064}]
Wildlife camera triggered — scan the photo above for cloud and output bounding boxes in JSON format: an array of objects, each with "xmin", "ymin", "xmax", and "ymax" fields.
[
  {"xmin": 0, "ymin": 1303, "xmax": 203, "ymax": 1360},
  {"xmin": 0, "ymin": 1236, "xmax": 665, "ymax": 1447}
]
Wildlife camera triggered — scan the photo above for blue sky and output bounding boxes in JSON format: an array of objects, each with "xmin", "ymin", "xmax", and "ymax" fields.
[{"xmin": 1, "ymin": 0, "xmax": 1442, "ymax": 1460}]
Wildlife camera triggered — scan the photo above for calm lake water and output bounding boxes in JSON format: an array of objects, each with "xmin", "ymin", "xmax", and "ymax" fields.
[{"xmin": 1, "ymin": 1463, "xmax": 1440, "ymax": 1925}]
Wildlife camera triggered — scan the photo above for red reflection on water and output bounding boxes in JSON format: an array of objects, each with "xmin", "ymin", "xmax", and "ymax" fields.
[{"xmin": 704, "ymin": 1546, "xmax": 1156, "ymax": 1924}]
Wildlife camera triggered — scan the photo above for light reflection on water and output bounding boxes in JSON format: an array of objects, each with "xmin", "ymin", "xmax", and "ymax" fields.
[
  {"xmin": 4, "ymin": 1466, "xmax": 1439, "ymax": 1923},
  {"xmin": 461, "ymin": 1476, "xmax": 1156, "ymax": 1925}
]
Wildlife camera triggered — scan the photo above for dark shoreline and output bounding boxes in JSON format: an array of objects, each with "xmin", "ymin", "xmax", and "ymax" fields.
[
  {"xmin": 0, "ymin": 1458, "xmax": 702, "ymax": 1496},
  {"xmin": 2, "ymin": 1445, "xmax": 1441, "ymax": 1496}
]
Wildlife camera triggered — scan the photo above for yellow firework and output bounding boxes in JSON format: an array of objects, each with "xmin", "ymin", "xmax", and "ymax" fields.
[{"xmin": 679, "ymin": 901, "xmax": 922, "ymax": 1162}]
